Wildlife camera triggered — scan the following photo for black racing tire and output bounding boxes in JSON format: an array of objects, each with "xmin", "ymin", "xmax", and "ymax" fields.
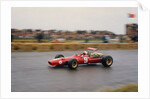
[
  {"xmin": 102, "ymin": 56, "xmax": 113, "ymax": 67},
  {"xmin": 55, "ymin": 54, "xmax": 64, "ymax": 59},
  {"xmin": 68, "ymin": 59, "xmax": 78, "ymax": 69}
]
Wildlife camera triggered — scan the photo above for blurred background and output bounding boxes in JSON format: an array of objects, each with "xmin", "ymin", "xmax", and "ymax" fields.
[
  {"xmin": 11, "ymin": 7, "xmax": 138, "ymax": 43},
  {"xmin": 11, "ymin": 7, "xmax": 138, "ymax": 92}
]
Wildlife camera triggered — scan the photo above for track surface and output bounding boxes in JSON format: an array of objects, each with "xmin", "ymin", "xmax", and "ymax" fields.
[{"xmin": 11, "ymin": 50, "xmax": 138, "ymax": 92}]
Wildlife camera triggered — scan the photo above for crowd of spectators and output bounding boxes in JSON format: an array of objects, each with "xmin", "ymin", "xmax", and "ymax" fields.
[
  {"xmin": 11, "ymin": 23, "xmax": 138, "ymax": 43},
  {"xmin": 11, "ymin": 29, "xmax": 116, "ymax": 42}
]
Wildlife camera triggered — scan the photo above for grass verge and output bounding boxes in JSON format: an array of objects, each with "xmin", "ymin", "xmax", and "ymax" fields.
[{"xmin": 100, "ymin": 84, "xmax": 138, "ymax": 92}]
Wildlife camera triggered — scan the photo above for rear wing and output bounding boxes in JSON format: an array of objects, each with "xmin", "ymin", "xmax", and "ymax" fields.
[{"xmin": 87, "ymin": 47, "xmax": 98, "ymax": 51}]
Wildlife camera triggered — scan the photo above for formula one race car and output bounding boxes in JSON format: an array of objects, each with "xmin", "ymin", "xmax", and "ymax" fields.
[{"xmin": 48, "ymin": 47, "xmax": 113, "ymax": 69}]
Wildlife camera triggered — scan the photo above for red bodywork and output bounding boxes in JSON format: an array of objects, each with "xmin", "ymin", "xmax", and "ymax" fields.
[{"xmin": 48, "ymin": 54, "xmax": 101, "ymax": 66}]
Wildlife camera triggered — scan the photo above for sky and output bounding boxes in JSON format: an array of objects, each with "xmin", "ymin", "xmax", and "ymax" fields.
[{"xmin": 11, "ymin": 7, "xmax": 138, "ymax": 34}]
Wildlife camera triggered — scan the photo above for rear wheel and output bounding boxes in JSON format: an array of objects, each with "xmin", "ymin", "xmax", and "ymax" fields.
[
  {"xmin": 55, "ymin": 54, "xmax": 64, "ymax": 59},
  {"xmin": 68, "ymin": 59, "xmax": 78, "ymax": 69},
  {"xmin": 102, "ymin": 56, "xmax": 113, "ymax": 67}
]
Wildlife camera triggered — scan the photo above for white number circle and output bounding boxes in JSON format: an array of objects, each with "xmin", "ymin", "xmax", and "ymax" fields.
[{"xmin": 59, "ymin": 61, "xmax": 62, "ymax": 64}]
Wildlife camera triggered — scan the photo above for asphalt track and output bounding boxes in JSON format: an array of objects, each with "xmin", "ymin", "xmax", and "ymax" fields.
[{"xmin": 11, "ymin": 50, "xmax": 138, "ymax": 92}]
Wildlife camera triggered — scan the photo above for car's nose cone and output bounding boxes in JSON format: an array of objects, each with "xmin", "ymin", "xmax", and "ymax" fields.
[
  {"xmin": 48, "ymin": 61, "xmax": 51, "ymax": 65},
  {"xmin": 48, "ymin": 60, "xmax": 59, "ymax": 66}
]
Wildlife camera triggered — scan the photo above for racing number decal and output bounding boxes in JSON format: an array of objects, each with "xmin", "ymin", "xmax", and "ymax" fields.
[{"xmin": 84, "ymin": 57, "xmax": 88, "ymax": 63}]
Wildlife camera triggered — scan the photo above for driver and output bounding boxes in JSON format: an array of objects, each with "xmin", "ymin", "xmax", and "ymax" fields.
[{"xmin": 83, "ymin": 51, "xmax": 88, "ymax": 55}]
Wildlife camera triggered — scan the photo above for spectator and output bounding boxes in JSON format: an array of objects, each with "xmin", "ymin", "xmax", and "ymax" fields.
[
  {"xmin": 131, "ymin": 35, "xmax": 138, "ymax": 42},
  {"xmin": 36, "ymin": 32, "xmax": 44, "ymax": 43},
  {"xmin": 85, "ymin": 36, "xmax": 89, "ymax": 43},
  {"xmin": 103, "ymin": 34, "xmax": 110, "ymax": 43},
  {"xmin": 11, "ymin": 34, "xmax": 14, "ymax": 42},
  {"xmin": 119, "ymin": 35, "xmax": 123, "ymax": 43}
]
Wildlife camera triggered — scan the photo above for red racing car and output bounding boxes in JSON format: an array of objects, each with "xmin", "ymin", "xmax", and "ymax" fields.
[{"xmin": 48, "ymin": 47, "xmax": 113, "ymax": 69}]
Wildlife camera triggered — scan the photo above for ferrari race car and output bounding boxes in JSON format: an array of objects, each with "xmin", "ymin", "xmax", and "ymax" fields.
[{"xmin": 48, "ymin": 47, "xmax": 113, "ymax": 69}]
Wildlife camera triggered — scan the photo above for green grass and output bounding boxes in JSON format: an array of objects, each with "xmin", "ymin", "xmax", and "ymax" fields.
[{"xmin": 100, "ymin": 84, "xmax": 138, "ymax": 92}]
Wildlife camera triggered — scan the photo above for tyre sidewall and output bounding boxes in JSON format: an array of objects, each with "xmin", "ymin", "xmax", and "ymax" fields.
[
  {"xmin": 68, "ymin": 59, "xmax": 78, "ymax": 69},
  {"xmin": 102, "ymin": 56, "xmax": 113, "ymax": 67}
]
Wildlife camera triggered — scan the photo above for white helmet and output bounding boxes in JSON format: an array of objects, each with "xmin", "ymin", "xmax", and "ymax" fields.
[{"xmin": 83, "ymin": 51, "xmax": 88, "ymax": 55}]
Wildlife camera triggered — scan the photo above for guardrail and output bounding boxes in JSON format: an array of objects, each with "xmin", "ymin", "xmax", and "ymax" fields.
[{"xmin": 11, "ymin": 43, "xmax": 138, "ymax": 52}]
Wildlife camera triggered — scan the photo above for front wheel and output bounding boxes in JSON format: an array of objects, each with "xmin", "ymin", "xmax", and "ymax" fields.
[
  {"xmin": 102, "ymin": 56, "xmax": 113, "ymax": 67},
  {"xmin": 68, "ymin": 59, "xmax": 78, "ymax": 69}
]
